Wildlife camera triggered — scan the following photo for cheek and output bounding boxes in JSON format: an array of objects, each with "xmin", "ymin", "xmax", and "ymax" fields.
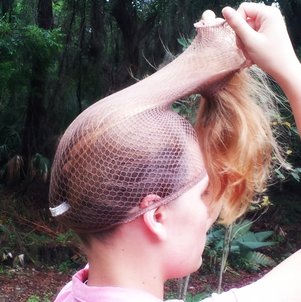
[
  {"xmin": 198, "ymin": 216, "xmax": 209, "ymax": 252},
  {"xmin": 205, "ymin": 201, "xmax": 223, "ymax": 231},
  {"xmin": 191, "ymin": 203, "xmax": 210, "ymax": 250},
  {"xmin": 188, "ymin": 216, "xmax": 208, "ymax": 272}
]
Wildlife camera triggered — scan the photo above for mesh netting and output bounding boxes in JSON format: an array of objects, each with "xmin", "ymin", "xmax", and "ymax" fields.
[{"xmin": 49, "ymin": 22, "xmax": 246, "ymax": 233}]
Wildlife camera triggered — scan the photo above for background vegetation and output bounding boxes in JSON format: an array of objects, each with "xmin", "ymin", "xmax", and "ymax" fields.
[{"xmin": 0, "ymin": 0, "xmax": 301, "ymax": 301}]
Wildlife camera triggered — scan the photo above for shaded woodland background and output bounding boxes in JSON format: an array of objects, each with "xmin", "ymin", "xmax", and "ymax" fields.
[
  {"xmin": 1, "ymin": 0, "xmax": 301, "ymax": 190},
  {"xmin": 0, "ymin": 0, "xmax": 301, "ymax": 294}
]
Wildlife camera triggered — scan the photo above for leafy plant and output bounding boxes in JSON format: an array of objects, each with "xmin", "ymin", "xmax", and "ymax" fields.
[
  {"xmin": 56, "ymin": 229, "xmax": 78, "ymax": 246},
  {"xmin": 204, "ymin": 219, "xmax": 277, "ymax": 292},
  {"xmin": 30, "ymin": 153, "xmax": 50, "ymax": 182},
  {"xmin": 58, "ymin": 259, "xmax": 74, "ymax": 274},
  {"xmin": 230, "ymin": 220, "xmax": 276, "ymax": 251},
  {"xmin": 172, "ymin": 94, "xmax": 200, "ymax": 125},
  {"xmin": 27, "ymin": 295, "xmax": 40, "ymax": 302},
  {"xmin": 228, "ymin": 220, "xmax": 277, "ymax": 271},
  {"xmin": 27, "ymin": 294, "xmax": 51, "ymax": 302},
  {"xmin": 0, "ymin": 152, "xmax": 51, "ymax": 184},
  {"xmin": 185, "ymin": 292, "xmax": 210, "ymax": 302},
  {"xmin": 241, "ymin": 251, "xmax": 276, "ymax": 271},
  {"xmin": 177, "ymin": 36, "xmax": 193, "ymax": 51}
]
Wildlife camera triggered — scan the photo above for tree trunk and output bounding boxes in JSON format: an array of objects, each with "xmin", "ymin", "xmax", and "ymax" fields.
[
  {"xmin": 22, "ymin": 0, "xmax": 54, "ymax": 164},
  {"xmin": 22, "ymin": 63, "xmax": 47, "ymax": 158},
  {"xmin": 90, "ymin": 0, "xmax": 105, "ymax": 64},
  {"xmin": 111, "ymin": 0, "xmax": 139, "ymax": 86},
  {"xmin": 111, "ymin": 0, "xmax": 157, "ymax": 88},
  {"xmin": 1, "ymin": 0, "xmax": 13, "ymax": 21},
  {"xmin": 76, "ymin": 0, "xmax": 87, "ymax": 114},
  {"xmin": 48, "ymin": 0, "xmax": 76, "ymax": 112},
  {"xmin": 37, "ymin": 0, "xmax": 54, "ymax": 30},
  {"xmin": 89, "ymin": 0, "xmax": 106, "ymax": 98}
]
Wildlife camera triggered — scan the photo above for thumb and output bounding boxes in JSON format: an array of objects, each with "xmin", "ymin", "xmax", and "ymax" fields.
[{"xmin": 222, "ymin": 6, "xmax": 257, "ymax": 43}]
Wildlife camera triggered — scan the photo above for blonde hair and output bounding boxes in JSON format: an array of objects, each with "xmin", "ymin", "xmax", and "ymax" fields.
[{"xmin": 196, "ymin": 67, "xmax": 286, "ymax": 224}]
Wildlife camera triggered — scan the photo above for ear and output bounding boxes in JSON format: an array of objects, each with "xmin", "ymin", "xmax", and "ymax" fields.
[{"xmin": 140, "ymin": 194, "xmax": 167, "ymax": 241}]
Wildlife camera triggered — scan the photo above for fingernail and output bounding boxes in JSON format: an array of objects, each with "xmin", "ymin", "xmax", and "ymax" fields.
[{"xmin": 222, "ymin": 6, "xmax": 235, "ymax": 17}]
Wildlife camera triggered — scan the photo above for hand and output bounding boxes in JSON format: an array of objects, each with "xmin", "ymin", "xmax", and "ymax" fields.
[
  {"xmin": 223, "ymin": 2, "xmax": 301, "ymax": 137},
  {"xmin": 222, "ymin": 2, "xmax": 299, "ymax": 81}
]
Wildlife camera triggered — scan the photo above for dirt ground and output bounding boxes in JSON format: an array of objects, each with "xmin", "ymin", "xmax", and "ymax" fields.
[
  {"xmin": 0, "ymin": 265, "xmax": 268, "ymax": 302},
  {"xmin": 0, "ymin": 267, "xmax": 69, "ymax": 302}
]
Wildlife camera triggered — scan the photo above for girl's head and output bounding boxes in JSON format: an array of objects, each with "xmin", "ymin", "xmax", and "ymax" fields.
[
  {"xmin": 49, "ymin": 103, "xmax": 207, "ymax": 235},
  {"xmin": 49, "ymin": 22, "xmax": 285, "ymax": 252}
]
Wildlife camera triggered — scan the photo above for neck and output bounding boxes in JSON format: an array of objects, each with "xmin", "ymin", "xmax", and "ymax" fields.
[{"xmin": 86, "ymin": 224, "xmax": 165, "ymax": 299}]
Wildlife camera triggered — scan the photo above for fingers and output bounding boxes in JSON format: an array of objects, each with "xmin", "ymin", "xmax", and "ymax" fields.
[
  {"xmin": 222, "ymin": 6, "xmax": 257, "ymax": 41},
  {"xmin": 236, "ymin": 2, "xmax": 280, "ymax": 21},
  {"xmin": 222, "ymin": 2, "xmax": 295, "ymax": 77},
  {"xmin": 236, "ymin": 2, "xmax": 264, "ymax": 20}
]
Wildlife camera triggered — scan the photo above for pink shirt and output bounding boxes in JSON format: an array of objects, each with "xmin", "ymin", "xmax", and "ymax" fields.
[
  {"xmin": 54, "ymin": 266, "xmax": 287, "ymax": 302},
  {"xmin": 54, "ymin": 266, "xmax": 181, "ymax": 302}
]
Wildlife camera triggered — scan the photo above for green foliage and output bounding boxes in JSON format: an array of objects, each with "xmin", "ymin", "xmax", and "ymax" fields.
[
  {"xmin": 24, "ymin": 25, "xmax": 62, "ymax": 61},
  {"xmin": 177, "ymin": 36, "xmax": 193, "ymax": 51},
  {"xmin": 27, "ymin": 294, "xmax": 51, "ymax": 302},
  {"xmin": 185, "ymin": 293, "xmax": 210, "ymax": 302},
  {"xmin": 230, "ymin": 220, "xmax": 276, "ymax": 250},
  {"xmin": 271, "ymin": 112, "xmax": 301, "ymax": 183},
  {"xmin": 228, "ymin": 221, "xmax": 277, "ymax": 271},
  {"xmin": 0, "ymin": 213, "xmax": 80, "ymax": 268},
  {"xmin": 27, "ymin": 295, "xmax": 40, "ymax": 302},
  {"xmin": 0, "ymin": 265, "xmax": 6, "ymax": 275},
  {"xmin": 0, "ymin": 144, "xmax": 9, "ymax": 162},
  {"xmin": 170, "ymin": 33, "xmax": 201, "ymax": 124},
  {"xmin": 0, "ymin": 14, "xmax": 64, "ymax": 173},
  {"xmin": 289, "ymin": 167, "xmax": 301, "ymax": 182},
  {"xmin": 0, "ymin": 219, "xmax": 17, "ymax": 252},
  {"xmin": 166, "ymin": 291, "xmax": 209, "ymax": 302},
  {"xmin": 172, "ymin": 95, "xmax": 200, "ymax": 125},
  {"xmin": 241, "ymin": 251, "xmax": 276, "ymax": 271},
  {"xmin": 55, "ymin": 229, "xmax": 78, "ymax": 246},
  {"xmin": 30, "ymin": 153, "xmax": 51, "ymax": 182},
  {"xmin": 0, "ymin": 20, "xmax": 62, "ymax": 80},
  {"xmin": 205, "ymin": 219, "xmax": 277, "ymax": 272},
  {"xmin": 58, "ymin": 259, "xmax": 74, "ymax": 274},
  {"xmin": 0, "ymin": 152, "xmax": 51, "ymax": 184}
]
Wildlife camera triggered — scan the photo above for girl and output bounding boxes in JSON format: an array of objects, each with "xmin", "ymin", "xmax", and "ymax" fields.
[{"xmin": 50, "ymin": 3, "xmax": 301, "ymax": 302}]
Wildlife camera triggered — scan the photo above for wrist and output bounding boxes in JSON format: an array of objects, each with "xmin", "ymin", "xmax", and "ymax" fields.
[
  {"xmin": 272, "ymin": 58, "xmax": 301, "ymax": 134},
  {"xmin": 269, "ymin": 57, "xmax": 301, "ymax": 92}
]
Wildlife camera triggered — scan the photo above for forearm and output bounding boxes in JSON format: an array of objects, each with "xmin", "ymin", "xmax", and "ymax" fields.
[
  {"xmin": 271, "ymin": 60, "xmax": 301, "ymax": 135},
  {"xmin": 258, "ymin": 249, "xmax": 301, "ymax": 301},
  {"xmin": 201, "ymin": 250, "xmax": 301, "ymax": 302}
]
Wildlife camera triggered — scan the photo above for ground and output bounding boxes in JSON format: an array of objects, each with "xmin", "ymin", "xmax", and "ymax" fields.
[
  {"xmin": 0, "ymin": 267, "xmax": 69, "ymax": 302},
  {"xmin": 0, "ymin": 265, "xmax": 269, "ymax": 302}
]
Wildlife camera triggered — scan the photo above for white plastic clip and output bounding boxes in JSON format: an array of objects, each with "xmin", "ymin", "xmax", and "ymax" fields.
[{"xmin": 49, "ymin": 201, "xmax": 70, "ymax": 217}]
